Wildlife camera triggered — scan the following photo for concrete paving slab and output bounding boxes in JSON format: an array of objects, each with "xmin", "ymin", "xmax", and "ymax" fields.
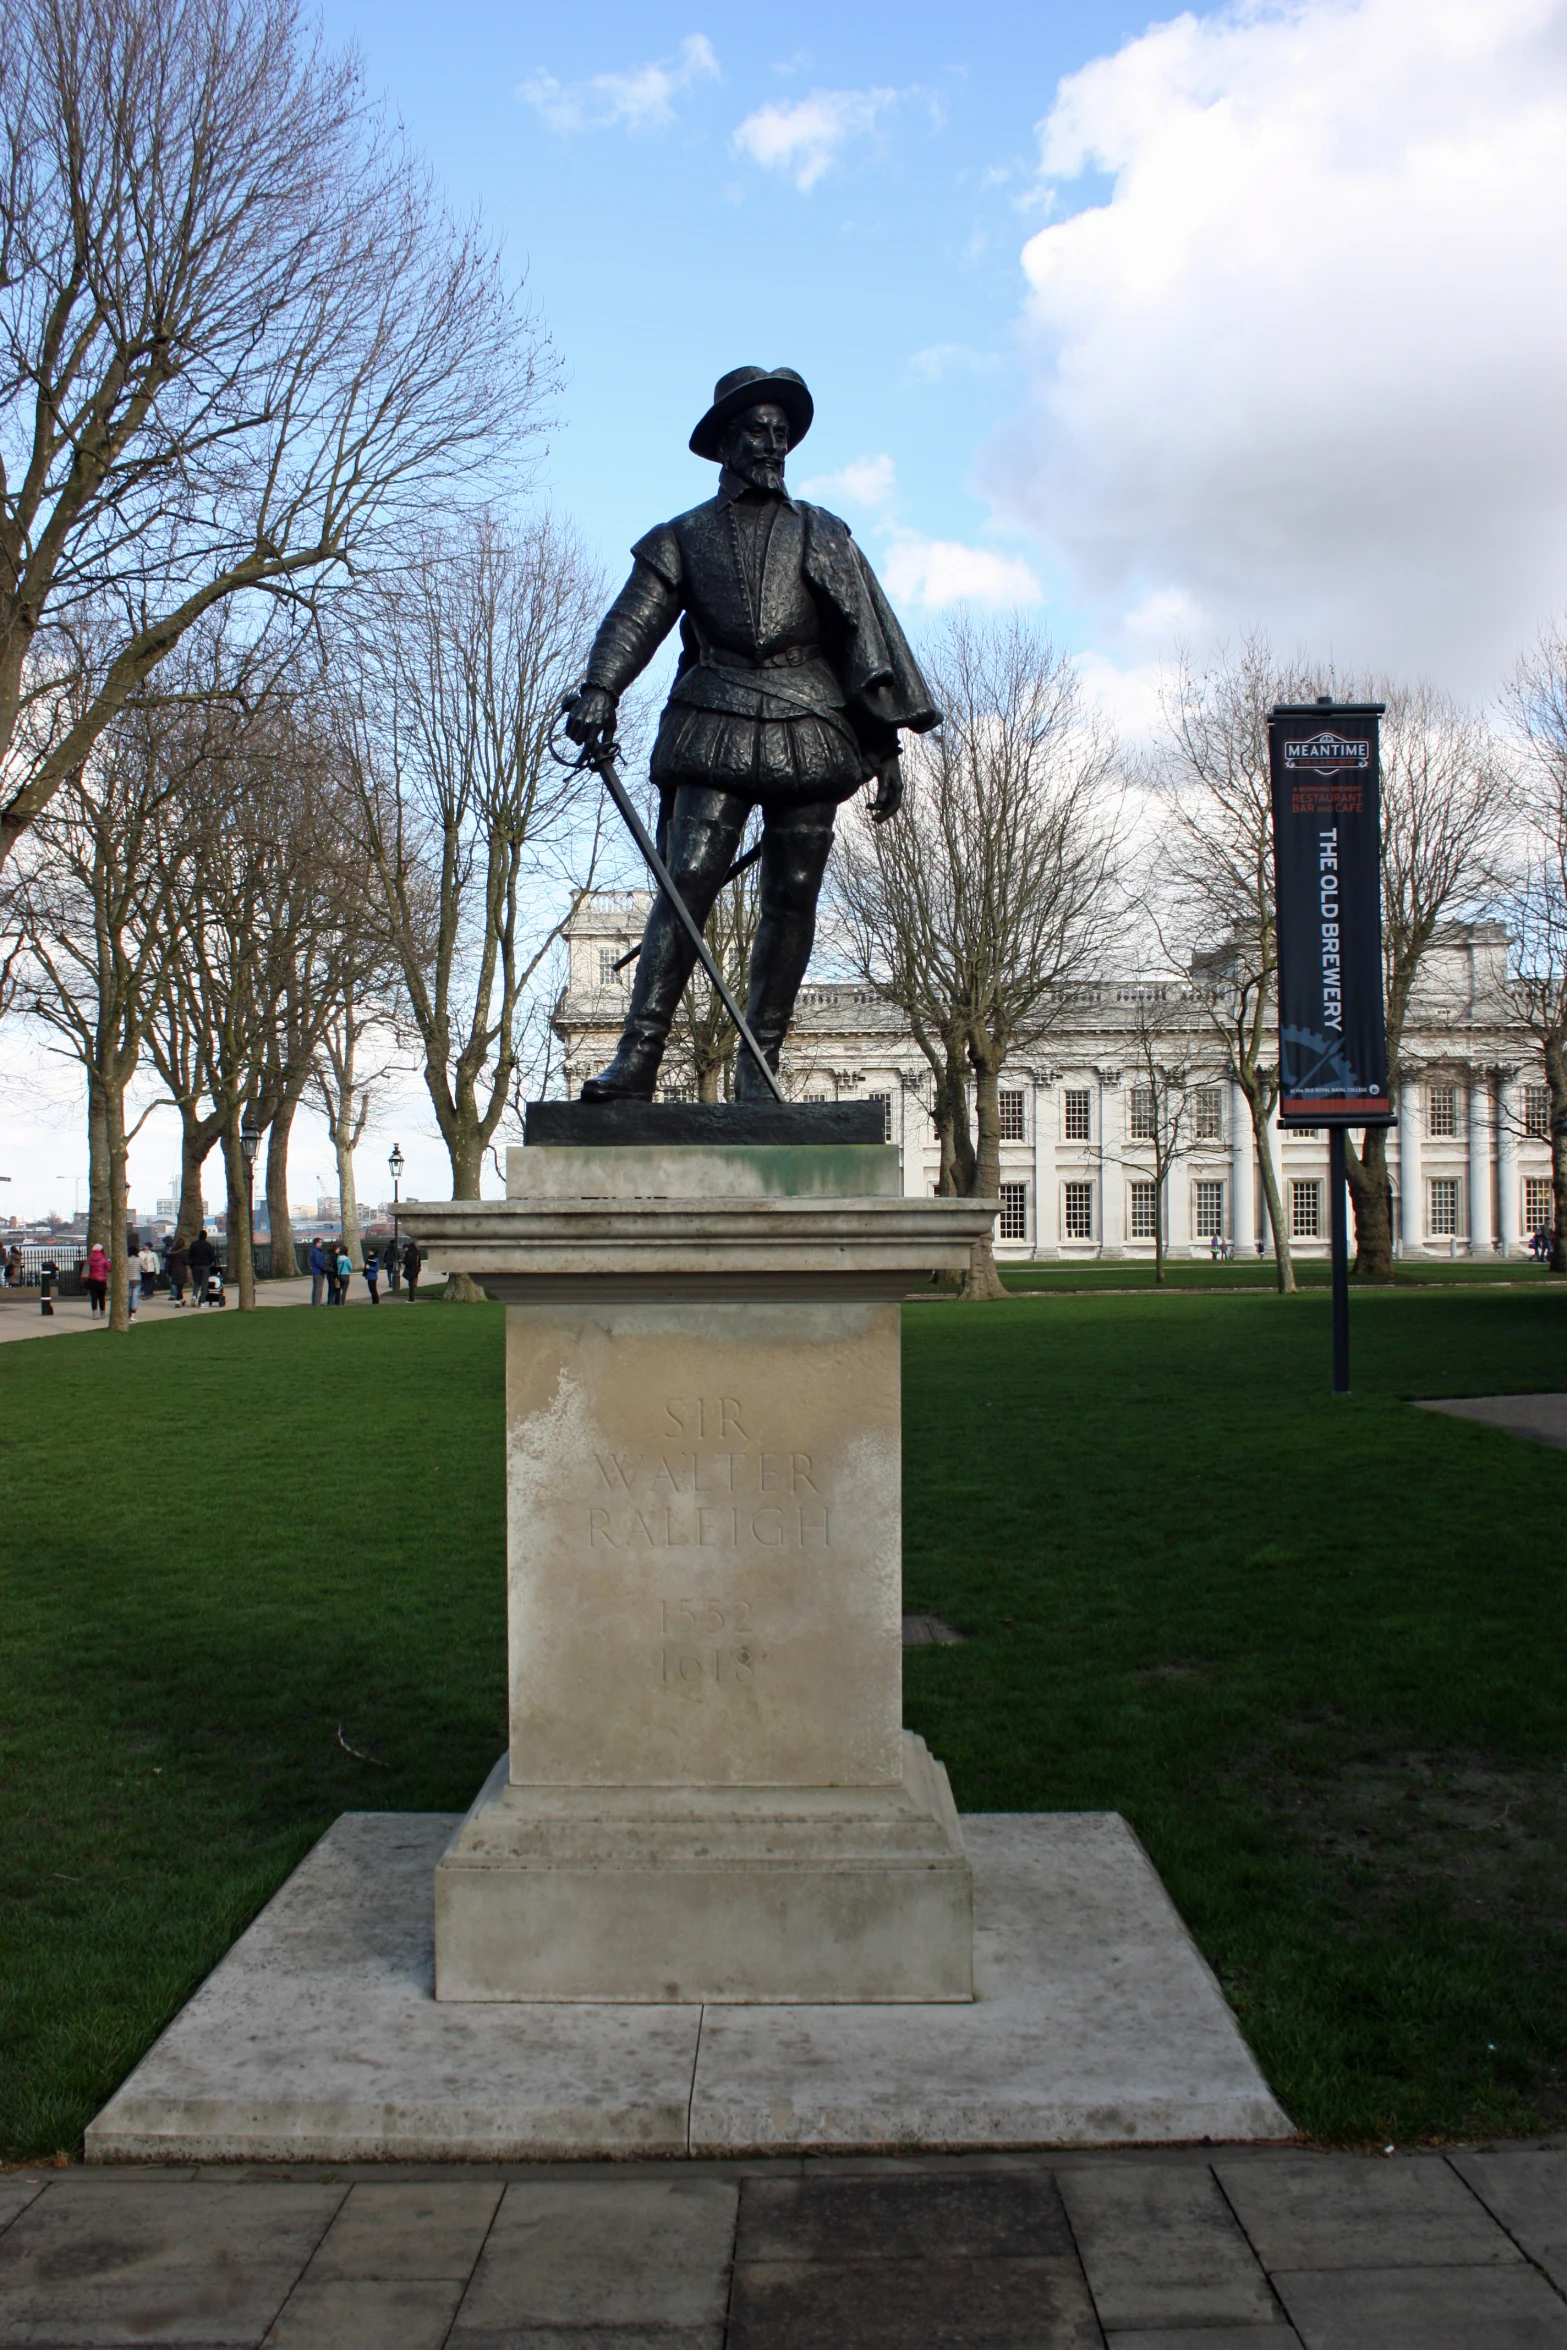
[
  {"xmin": 305, "ymin": 2181, "xmax": 504, "ymax": 2279},
  {"xmin": 0, "ymin": 2178, "xmax": 343, "ymax": 2346},
  {"xmin": 262, "ymin": 2274, "xmax": 464, "ymax": 2348},
  {"xmin": 450, "ymin": 2177, "xmax": 737, "ymax": 2333},
  {"xmin": 1451, "ymin": 2149, "xmax": 1567, "ymax": 2284},
  {"xmin": 727, "ymin": 2255, "xmax": 1103, "ymax": 2348},
  {"xmin": 1214, "ymin": 2154, "xmax": 1521, "ymax": 2272},
  {"xmin": 1057, "ymin": 2160, "xmax": 1281, "ymax": 2329},
  {"xmin": 0, "ymin": 2179, "xmax": 47, "ymax": 2235},
  {"xmin": 86, "ymin": 1816, "xmax": 703, "ymax": 2161},
  {"xmin": 692, "ymin": 1816, "xmax": 1292, "ymax": 2152},
  {"xmin": 1108, "ymin": 2333, "xmax": 1296, "ymax": 2349},
  {"xmin": 1416, "ymin": 1393, "xmax": 1567, "ymax": 1451},
  {"xmin": 1273, "ymin": 2262, "xmax": 1567, "ymax": 2348},
  {"xmin": 735, "ymin": 2170, "xmax": 1074, "ymax": 2261},
  {"xmin": 87, "ymin": 1812, "xmax": 1289, "ymax": 2160}
]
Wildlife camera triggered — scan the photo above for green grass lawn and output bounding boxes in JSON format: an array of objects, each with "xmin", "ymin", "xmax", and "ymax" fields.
[{"xmin": 2, "ymin": 1281, "xmax": 1565, "ymax": 2158}]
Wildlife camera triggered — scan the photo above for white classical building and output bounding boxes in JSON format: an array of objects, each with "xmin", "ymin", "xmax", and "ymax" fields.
[{"xmin": 555, "ymin": 894, "xmax": 1556, "ymax": 1263}]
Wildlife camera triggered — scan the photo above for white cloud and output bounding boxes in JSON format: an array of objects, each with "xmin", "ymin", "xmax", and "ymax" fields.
[
  {"xmin": 519, "ymin": 33, "xmax": 719, "ymax": 135},
  {"xmin": 732, "ymin": 87, "xmax": 898, "ymax": 190},
  {"xmin": 907, "ymin": 342, "xmax": 1004, "ymax": 384},
  {"xmin": 987, "ymin": 0, "xmax": 1567, "ymax": 693},
  {"xmin": 800, "ymin": 453, "xmax": 897, "ymax": 507},
  {"xmin": 882, "ymin": 535, "xmax": 1042, "ymax": 610}
]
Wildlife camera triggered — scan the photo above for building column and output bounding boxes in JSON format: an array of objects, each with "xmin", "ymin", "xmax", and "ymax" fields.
[
  {"xmin": 1099, "ymin": 1073, "xmax": 1123, "ymax": 1256},
  {"xmin": 1398, "ymin": 1075, "xmax": 1423, "ymax": 1256},
  {"xmin": 1468, "ymin": 1069, "xmax": 1493, "ymax": 1254},
  {"xmin": 1497, "ymin": 1069, "xmax": 1520, "ymax": 1256},
  {"xmin": 1031, "ymin": 1075, "xmax": 1055, "ymax": 1257},
  {"xmin": 1231, "ymin": 1082, "xmax": 1254, "ymax": 1257},
  {"xmin": 1166, "ymin": 1150, "xmax": 1191, "ymax": 1257}
]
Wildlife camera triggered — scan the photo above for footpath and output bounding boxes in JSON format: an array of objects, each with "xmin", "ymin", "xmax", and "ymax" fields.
[
  {"xmin": 1, "ymin": 2144, "xmax": 1566, "ymax": 2346},
  {"xmin": 0, "ymin": 1274, "xmax": 398, "ymax": 1344}
]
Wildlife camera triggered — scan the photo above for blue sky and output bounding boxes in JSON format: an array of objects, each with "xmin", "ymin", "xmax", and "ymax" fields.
[{"xmin": 315, "ymin": 1, "xmax": 1166, "ymax": 653}]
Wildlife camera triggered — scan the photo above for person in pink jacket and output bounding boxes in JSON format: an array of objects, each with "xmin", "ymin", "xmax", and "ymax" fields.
[{"xmin": 86, "ymin": 1242, "xmax": 109, "ymax": 1317}]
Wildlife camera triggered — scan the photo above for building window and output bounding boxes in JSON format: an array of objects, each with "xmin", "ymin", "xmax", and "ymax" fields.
[
  {"xmin": 1525, "ymin": 1085, "xmax": 1551, "ymax": 1140},
  {"xmin": 1195, "ymin": 1179, "xmax": 1225, "ymax": 1239},
  {"xmin": 1525, "ymin": 1175, "xmax": 1554, "ymax": 1233},
  {"xmin": 1428, "ymin": 1083, "xmax": 1457, "ymax": 1138},
  {"xmin": 1195, "ymin": 1086, "xmax": 1224, "ymax": 1141},
  {"xmin": 1129, "ymin": 1085, "xmax": 1156, "ymax": 1141},
  {"xmin": 1129, "ymin": 1180, "xmax": 1159, "ymax": 1239},
  {"xmin": 1429, "ymin": 1176, "xmax": 1459, "ymax": 1237},
  {"xmin": 1291, "ymin": 1180, "xmax": 1321, "ymax": 1239},
  {"xmin": 867, "ymin": 1090, "xmax": 893, "ymax": 1142},
  {"xmin": 997, "ymin": 1088, "xmax": 1025, "ymax": 1141},
  {"xmin": 1063, "ymin": 1180, "xmax": 1094, "ymax": 1240},
  {"xmin": 597, "ymin": 946, "xmax": 625, "ymax": 986},
  {"xmin": 1290, "ymin": 1127, "xmax": 1321, "ymax": 1142},
  {"xmin": 997, "ymin": 1182, "xmax": 1028, "ymax": 1241},
  {"xmin": 1063, "ymin": 1089, "xmax": 1091, "ymax": 1141}
]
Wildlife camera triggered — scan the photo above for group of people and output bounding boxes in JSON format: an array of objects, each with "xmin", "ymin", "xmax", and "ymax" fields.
[
  {"xmin": 84, "ymin": 1236, "xmax": 169, "ymax": 1317},
  {"xmin": 308, "ymin": 1233, "xmax": 421, "ymax": 1306}
]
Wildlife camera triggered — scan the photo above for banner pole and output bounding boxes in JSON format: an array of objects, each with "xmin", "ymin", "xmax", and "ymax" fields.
[{"xmin": 1329, "ymin": 1126, "xmax": 1350, "ymax": 1395}]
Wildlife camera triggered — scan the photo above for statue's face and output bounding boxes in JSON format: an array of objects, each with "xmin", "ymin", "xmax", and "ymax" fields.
[{"xmin": 721, "ymin": 401, "xmax": 790, "ymax": 492}]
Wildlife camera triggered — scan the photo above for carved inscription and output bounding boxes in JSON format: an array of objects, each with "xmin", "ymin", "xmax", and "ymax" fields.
[{"xmin": 584, "ymin": 1395, "xmax": 829, "ymax": 1553}]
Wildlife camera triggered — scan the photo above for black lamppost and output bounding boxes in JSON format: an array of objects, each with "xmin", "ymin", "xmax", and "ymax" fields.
[
  {"xmin": 240, "ymin": 1115, "xmax": 261, "ymax": 1292},
  {"xmin": 389, "ymin": 1143, "xmax": 404, "ymax": 1293}
]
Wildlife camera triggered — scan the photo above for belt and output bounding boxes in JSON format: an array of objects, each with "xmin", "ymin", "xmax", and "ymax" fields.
[{"xmin": 699, "ymin": 644, "xmax": 821, "ymax": 671}]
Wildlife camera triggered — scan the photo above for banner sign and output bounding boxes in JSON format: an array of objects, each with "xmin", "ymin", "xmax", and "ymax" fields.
[{"xmin": 1268, "ymin": 701, "xmax": 1392, "ymax": 1126}]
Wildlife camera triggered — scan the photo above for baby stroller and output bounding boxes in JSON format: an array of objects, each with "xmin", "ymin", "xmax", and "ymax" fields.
[{"xmin": 204, "ymin": 1265, "xmax": 227, "ymax": 1308}]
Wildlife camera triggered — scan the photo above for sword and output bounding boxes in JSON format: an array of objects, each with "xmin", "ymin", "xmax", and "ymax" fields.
[{"xmin": 553, "ymin": 699, "xmax": 786, "ymax": 1105}]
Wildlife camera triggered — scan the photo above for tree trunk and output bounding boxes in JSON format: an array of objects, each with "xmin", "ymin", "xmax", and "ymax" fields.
[
  {"xmin": 222, "ymin": 1116, "xmax": 256, "ymax": 1310},
  {"xmin": 175, "ymin": 1108, "xmax": 217, "ymax": 1247},
  {"xmin": 959, "ymin": 1042, "xmax": 1009, "ymax": 1302},
  {"xmin": 1154, "ymin": 1160, "xmax": 1167, "ymax": 1284},
  {"xmin": 1344, "ymin": 1124, "xmax": 1395, "ymax": 1281},
  {"xmin": 1548, "ymin": 1033, "xmax": 1567, "ymax": 1275},
  {"xmin": 1246, "ymin": 1080, "xmax": 1296, "ymax": 1294},
  {"xmin": 105, "ymin": 1081, "xmax": 131, "ymax": 1332},
  {"xmin": 696, "ymin": 1059, "xmax": 723, "ymax": 1103},
  {"xmin": 87, "ymin": 1079, "xmax": 111, "ymax": 1249},
  {"xmin": 265, "ymin": 1089, "xmax": 303, "ymax": 1280},
  {"xmin": 334, "ymin": 1123, "xmax": 362, "ymax": 1270}
]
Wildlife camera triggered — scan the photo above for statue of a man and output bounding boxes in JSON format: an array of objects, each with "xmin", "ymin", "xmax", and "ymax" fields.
[{"xmin": 566, "ymin": 364, "xmax": 939, "ymax": 1101}]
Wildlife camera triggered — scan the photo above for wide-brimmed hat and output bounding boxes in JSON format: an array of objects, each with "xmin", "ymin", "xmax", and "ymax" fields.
[{"xmin": 689, "ymin": 366, "xmax": 814, "ymax": 461}]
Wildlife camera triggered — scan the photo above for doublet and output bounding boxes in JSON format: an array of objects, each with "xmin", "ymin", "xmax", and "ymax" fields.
[{"xmin": 584, "ymin": 485, "xmax": 939, "ymax": 803}]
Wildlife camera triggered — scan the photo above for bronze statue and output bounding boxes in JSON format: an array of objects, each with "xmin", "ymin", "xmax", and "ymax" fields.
[{"xmin": 566, "ymin": 364, "xmax": 939, "ymax": 1102}]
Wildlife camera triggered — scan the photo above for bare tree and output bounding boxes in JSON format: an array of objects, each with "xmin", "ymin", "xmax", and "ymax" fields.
[
  {"xmin": 837, "ymin": 613, "xmax": 1121, "ymax": 1299},
  {"xmin": 1152, "ymin": 637, "xmax": 1327, "ymax": 1295},
  {"xmin": 1119, "ymin": 987, "xmax": 1200, "ymax": 1285},
  {"xmin": 312, "ymin": 982, "xmax": 400, "ymax": 1270},
  {"xmin": 1504, "ymin": 622, "xmax": 1567, "ymax": 1271},
  {"xmin": 15, "ymin": 711, "xmax": 182, "ymax": 1327},
  {"xmin": 344, "ymin": 512, "xmax": 602, "ymax": 1226},
  {"xmin": 0, "ymin": 0, "xmax": 553, "ymax": 872},
  {"xmin": 1340, "ymin": 681, "xmax": 1506, "ymax": 1278}
]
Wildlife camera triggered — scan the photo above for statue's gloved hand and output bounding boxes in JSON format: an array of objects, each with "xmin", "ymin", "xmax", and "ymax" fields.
[
  {"xmin": 565, "ymin": 685, "xmax": 618, "ymax": 749},
  {"xmin": 869, "ymin": 750, "xmax": 903, "ymax": 824}
]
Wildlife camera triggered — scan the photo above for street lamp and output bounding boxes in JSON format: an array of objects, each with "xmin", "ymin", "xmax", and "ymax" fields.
[
  {"xmin": 240, "ymin": 1115, "xmax": 261, "ymax": 1278},
  {"xmin": 389, "ymin": 1144, "xmax": 405, "ymax": 1294}
]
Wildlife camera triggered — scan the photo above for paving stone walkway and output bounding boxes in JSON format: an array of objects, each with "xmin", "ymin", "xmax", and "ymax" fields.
[{"xmin": 2, "ymin": 2145, "xmax": 1565, "ymax": 2347}]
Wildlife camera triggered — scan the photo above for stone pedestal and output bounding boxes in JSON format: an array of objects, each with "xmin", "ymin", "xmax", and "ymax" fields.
[{"xmin": 407, "ymin": 1138, "xmax": 994, "ymax": 2005}]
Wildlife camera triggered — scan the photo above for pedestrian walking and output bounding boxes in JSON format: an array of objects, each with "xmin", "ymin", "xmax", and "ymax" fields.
[
  {"xmin": 1, "ymin": 1243, "xmax": 17, "ymax": 1288},
  {"xmin": 167, "ymin": 1235, "xmax": 190, "ymax": 1306},
  {"xmin": 308, "ymin": 1235, "xmax": 327, "ymax": 1306},
  {"xmin": 86, "ymin": 1241, "xmax": 109, "ymax": 1317},
  {"xmin": 334, "ymin": 1240, "xmax": 353, "ymax": 1303},
  {"xmin": 403, "ymin": 1236, "xmax": 421, "ymax": 1301},
  {"xmin": 187, "ymin": 1227, "xmax": 215, "ymax": 1305},
  {"xmin": 135, "ymin": 1241, "xmax": 159, "ymax": 1317},
  {"xmin": 363, "ymin": 1247, "xmax": 380, "ymax": 1304}
]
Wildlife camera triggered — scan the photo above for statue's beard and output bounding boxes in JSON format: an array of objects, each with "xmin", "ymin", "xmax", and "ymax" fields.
[{"xmin": 733, "ymin": 451, "xmax": 786, "ymax": 494}]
